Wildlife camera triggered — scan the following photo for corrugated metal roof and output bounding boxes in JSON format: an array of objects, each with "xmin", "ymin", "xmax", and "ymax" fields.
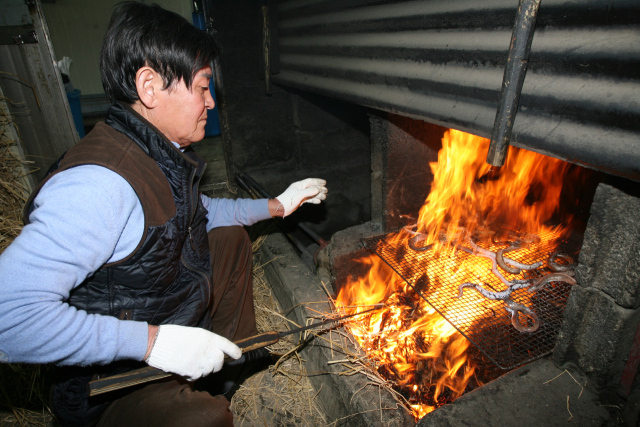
[{"xmin": 273, "ymin": 0, "xmax": 640, "ymax": 181}]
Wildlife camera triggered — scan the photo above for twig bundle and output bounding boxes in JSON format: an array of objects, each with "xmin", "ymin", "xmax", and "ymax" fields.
[
  {"xmin": 316, "ymin": 288, "xmax": 420, "ymax": 418},
  {"xmin": 324, "ymin": 276, "xmax": 480, "ymax": 421},
  {"xmin": 0, "ymin": 364, "xmax": 53, "ymax": 426}
]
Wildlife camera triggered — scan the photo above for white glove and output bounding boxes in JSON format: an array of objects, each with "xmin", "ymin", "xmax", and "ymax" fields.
[
  {"xmin": 145, "ymin": 325, "xmax": 242, "ymax": 381},
  {"xmin": 276, "ymin": 178, "xmax": 327, "ymax": 217}
]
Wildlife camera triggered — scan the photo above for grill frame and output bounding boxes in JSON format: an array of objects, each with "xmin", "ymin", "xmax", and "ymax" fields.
[{"xmin": 363, "ymin": 229, "xmax": 578, "ymax": 370}]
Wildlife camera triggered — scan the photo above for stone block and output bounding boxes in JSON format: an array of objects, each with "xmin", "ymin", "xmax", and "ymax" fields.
[
  {"xmin": 575, "ymin": 183, "xmax": 640, "ymax": 309},
  {"xmin": 328, "ymin": 222, "xmax": 383, "ymax": 294},
  {"xmin": 418, "ymin": 359, "xmax": 609, "ymax": 427},
  {"xmin": 554, "ymin": 284, "xmax": 640, "ymax": 394}
]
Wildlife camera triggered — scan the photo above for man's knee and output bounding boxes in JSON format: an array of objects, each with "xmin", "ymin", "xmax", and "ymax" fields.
[{"xmin": 208, "ymin": 226, "xmax": 250, "ymax": 251}]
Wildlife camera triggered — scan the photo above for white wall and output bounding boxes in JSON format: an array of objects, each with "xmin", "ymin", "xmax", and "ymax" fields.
[{"xmin": 42, "ymin": 0, "xmax": 193, "ymax": 96}]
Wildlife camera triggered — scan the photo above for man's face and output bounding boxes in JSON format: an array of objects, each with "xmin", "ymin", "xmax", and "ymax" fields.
[{"xmin": 153, "ymin": 66, "xmax": 214, "ymax": 147}]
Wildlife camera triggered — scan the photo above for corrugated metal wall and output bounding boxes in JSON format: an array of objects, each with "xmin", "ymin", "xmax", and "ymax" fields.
[{"xmin": 273, "ymin": 0, "xmax": 640, "ymax": 182}]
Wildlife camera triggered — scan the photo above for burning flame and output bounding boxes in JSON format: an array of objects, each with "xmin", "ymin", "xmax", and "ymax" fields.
[
  {"xmin": 416, "ymin": 129, "xmax": 573, "ymax": 251},
  {"xmin": 337, "ymin": 256, "xmax": 475, "ymax": 419},
  {"xmin": 337, "ymin": 129, "xmax": 577, "ymax": 419}
]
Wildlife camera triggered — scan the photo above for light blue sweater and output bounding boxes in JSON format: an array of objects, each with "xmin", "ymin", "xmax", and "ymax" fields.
[{"xmin": 0, "ymin": 164, "xmax": 270, "ymax": 366}]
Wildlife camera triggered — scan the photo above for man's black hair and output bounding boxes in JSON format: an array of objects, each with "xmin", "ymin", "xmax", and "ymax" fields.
[{"xmin": 100, "ymin": 1, "xmax": 220, "ymax": 105}]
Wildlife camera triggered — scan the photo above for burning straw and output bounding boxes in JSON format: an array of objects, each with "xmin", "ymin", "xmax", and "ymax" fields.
[{"xmin": 324, "ymin": 271, "xmax": 476, "ymax": 421}]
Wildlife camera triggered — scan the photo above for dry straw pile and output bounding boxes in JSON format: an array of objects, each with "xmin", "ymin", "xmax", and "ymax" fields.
[
  {"xmin": 0, "ymin": 95, "xmax": 32, "ymax": 253},
  {"xmin": 0, "ymin": 95, "xmax": 53, "ymax": 427},
  {"xmin": 230, "ymin": 230, "xmax": 326, "ymax": 426}
]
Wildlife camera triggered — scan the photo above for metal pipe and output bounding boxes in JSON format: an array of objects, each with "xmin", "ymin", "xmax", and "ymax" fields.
[
  {"xmin": 235, "ymin": 173, "xmax": 259, "ymax": 200},
  {"xmin": 487, "ymin": 0, "xmax": 541, "ymax": 167}
]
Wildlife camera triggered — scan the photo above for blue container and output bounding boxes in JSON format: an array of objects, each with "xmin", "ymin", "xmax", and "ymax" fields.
[
  {"xmin": 192, "ymin": 11, "xmax": 205, "ymax": 30},
  {"xmin": 192, "ymin": 12, "xmax": 221, "ymax": 137},
  {"xmin": 66, "ymin": 89, "xmax": 85, "ymax": 138}
]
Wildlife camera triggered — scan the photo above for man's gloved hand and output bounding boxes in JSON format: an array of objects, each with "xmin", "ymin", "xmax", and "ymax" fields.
[
  {"xmin": 145, "ymin": 325, "xmax": 242, "ymax": 381},
  {"xmin": 275, "ymin": 178, "xmax": 327, "ymax": 217}
]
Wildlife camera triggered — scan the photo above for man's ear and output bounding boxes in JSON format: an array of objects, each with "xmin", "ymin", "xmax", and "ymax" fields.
[{"xmin": 135, "ymin": 67, "xmax": 161, "ymax": 109}]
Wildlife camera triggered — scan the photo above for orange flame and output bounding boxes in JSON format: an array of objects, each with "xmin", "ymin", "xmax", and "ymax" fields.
[
  {"xmin": 336, "ymin": 256, "xmax": 474, "ymax": 418},
  {"xmin": 337, "ymin": 129, "xmax": 577, "ymax": 419},
  {"xmin": 417, "ymin": 129, "xmax": 573, "ymax": 250}
]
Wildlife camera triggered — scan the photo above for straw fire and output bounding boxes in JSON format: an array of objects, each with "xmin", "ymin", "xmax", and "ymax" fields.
[{"xmin": 336, "ymin": 129, "xmax": 578, "ymax": 419}]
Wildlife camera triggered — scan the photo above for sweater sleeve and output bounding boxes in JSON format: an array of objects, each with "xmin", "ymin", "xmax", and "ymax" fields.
[
  {"xmin": 0, "ymin": 166, "xmax": 148, "ymax": 365},
  {"xmin": 200, "ymin": 194, "xmax": 271, "ymax": 230}
]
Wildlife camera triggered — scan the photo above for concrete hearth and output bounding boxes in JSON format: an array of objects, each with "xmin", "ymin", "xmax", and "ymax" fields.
[{"xmin": 259, "ymin": 228, "xmax": 612, "ymax": 427}]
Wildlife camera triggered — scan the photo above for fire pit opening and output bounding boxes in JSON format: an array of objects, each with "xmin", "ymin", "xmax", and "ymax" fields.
[{"xmin": 328, "ymin": 112, "xmax": 616, "ymax": 420}]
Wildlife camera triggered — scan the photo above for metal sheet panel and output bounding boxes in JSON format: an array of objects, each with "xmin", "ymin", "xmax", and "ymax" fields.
[
  {"xmin": 274, "ymin": 0, "xmax": 640, "ymax": 181},
  {"xmin": 0, "ymin": 0, "xmax": 78, "ymax": 181}
]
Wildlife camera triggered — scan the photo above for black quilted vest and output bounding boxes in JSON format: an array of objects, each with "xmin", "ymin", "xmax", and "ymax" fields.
[{"xmin": 24, "ymin": 103, "xmax": 213, "ymax": 426}]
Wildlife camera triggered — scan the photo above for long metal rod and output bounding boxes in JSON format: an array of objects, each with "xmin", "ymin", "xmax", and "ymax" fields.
[
  {"xmin": 89, "ymin": 305, "xmax": 383, "ymax": 396},
  {"xmin": 486, "ymin": 0, "xmax": 541, "ymax": 167},
  {"xmin": 280, "ymin": 304, "xmax": 383, "ymax": 338}
]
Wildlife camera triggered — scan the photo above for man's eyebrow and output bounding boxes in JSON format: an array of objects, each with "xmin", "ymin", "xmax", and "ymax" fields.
[{"xmin": 200, "ymin": 73, "xmax": 213, "ymax": 79}]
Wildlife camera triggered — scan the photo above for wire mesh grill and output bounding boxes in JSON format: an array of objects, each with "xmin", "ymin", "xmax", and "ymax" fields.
[{"xmin": 363, "ymin": 229, "xmax": 578, "ymax": 370}]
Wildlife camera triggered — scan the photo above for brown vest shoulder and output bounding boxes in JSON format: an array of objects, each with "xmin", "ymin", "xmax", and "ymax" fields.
[{"xmin": 25, "ymin": 122, "xmax": 175, "ymax": 227}]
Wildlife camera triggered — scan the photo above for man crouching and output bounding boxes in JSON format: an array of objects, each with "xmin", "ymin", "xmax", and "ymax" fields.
[{"xmin": 0, "ymin": 2, "xmax": 327, "ymax": 426}]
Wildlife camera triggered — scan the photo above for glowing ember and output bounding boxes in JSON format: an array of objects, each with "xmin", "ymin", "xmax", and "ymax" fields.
[{"xmin": 336, "ymin": 129, "xmax": 577, "ymax": 419}]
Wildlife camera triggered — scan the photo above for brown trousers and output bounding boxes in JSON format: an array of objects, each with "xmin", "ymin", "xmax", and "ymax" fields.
[{"xmin": 96, "ymin": 226, "xmax": 257, "ymax": 427}]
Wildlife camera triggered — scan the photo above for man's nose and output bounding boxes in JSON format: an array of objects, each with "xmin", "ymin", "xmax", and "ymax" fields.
[{"xmin": 205, "ymin": 87, "xmax": 215, "ymax": 110}]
